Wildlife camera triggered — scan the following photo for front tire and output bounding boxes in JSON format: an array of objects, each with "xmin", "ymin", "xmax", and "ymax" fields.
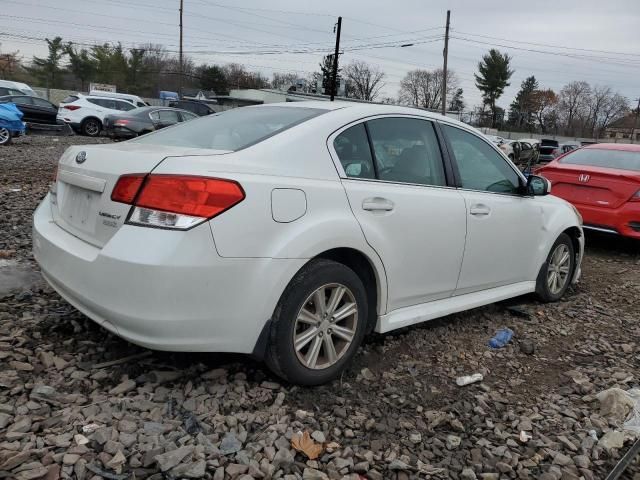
[
  {"xmin": 0, "ymin": 127, "xmax": 12, "ymax": 145},
  {"xmin": 536, "ymin": 233, "xmax": 575, "ymax": 302},
  {"xmin": 265, "ymin": 259, "xmax": 368, "ymax": 386},
  {"xmin": 81, "ymin": 118, "xmax": 101, "ymax": 137}
]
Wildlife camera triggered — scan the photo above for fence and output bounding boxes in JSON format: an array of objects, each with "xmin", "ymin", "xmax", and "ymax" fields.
[{"xmin": 474, "ymin": 127, "xmax": 634, "ymax": 145}]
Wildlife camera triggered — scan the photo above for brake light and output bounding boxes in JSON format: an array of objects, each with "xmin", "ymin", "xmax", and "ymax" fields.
[
  {"xmin": 111, "ymin": 174, "xmax": 245, "ymax": 229},
  {"xmin": 111, "ymin": 173, "xmax": 146, "ymax": 204},
  {"xmin": 631, "ymin": 190, "xmax": 640, "ymax": 202},
  {"xmin": 114, "ymin": 119, "xmax": 130, "ymax": 126},
  {"xmin": 63, "ymin": 105, "xmax": 81, "ymax": 111}
]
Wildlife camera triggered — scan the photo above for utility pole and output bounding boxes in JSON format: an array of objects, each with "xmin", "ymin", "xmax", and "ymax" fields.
[
  {"xmin": 330, "ymin": 16, "xmax": 342, "ymax": 101},
  {"xmin": 441, "ymin": 10, "xmax": 450, "ymax": 116},
  {"xmin": 179, "ymin": 0, "xmax": 184, "ymax": 98},
  {"xmin": 630, "ymin": 97, "xmax": 640, "ymax": 144}
]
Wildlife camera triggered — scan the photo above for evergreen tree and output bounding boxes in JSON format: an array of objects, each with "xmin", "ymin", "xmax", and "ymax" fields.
[{"xmin": 474, "ymin": 49, "xmax": 514, "ymax": 127}]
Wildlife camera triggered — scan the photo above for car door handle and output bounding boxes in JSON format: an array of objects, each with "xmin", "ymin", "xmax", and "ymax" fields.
[
  {"xmin": 362, "ymin": 197, "xmax": 394, "ymax": 212},
  {"xmin": 469, "ymin": 204, "xmax": 491, "ymax": 216}
]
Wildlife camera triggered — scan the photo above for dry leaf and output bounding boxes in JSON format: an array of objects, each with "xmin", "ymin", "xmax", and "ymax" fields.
[
  {"xmin": 291, "ymin": 430, "xmax": 324, "ymax": 460},
  {"xmin": 0, "ymin": 250, "xmax": 15, "ymax": 259}
]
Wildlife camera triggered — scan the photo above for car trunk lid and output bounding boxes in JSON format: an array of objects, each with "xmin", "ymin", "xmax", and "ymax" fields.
[
  {"xmin": 51, "ymin": 143, "xmax": 230, "ymax": 247},
  {"xmin": 540, "ymin": 164, "xmax": 640, "ymax": 209}
]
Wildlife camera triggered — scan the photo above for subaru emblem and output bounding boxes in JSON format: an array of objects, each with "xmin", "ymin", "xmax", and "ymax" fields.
[{"xmin": 76, "ymin": 151, "xmax": 87, "ymax": 164}]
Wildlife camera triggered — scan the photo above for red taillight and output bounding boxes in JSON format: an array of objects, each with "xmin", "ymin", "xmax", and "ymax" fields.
[
  {"xmin": 63, "ymin": 105, "xmax": 81, "ymax": 111},
  {"xmin": 137, "ymin": 175, "xmax": 245, "ymax": 218},
  {"xmin": 111, "ymin": 174, "xmax": 146, "ymax": 204},
  {"xmin": 111, "ymin": 174, "xmax": 245, "ymax": 229},
  {"xmin": 114, "ymin": 119, "xmax": 130, "ymax": 126}
]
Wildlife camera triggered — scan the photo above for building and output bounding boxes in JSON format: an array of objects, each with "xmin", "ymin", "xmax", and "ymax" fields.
[{"xmin": 605, "ymin": 113, "xmax": 640, "ymax": 142}]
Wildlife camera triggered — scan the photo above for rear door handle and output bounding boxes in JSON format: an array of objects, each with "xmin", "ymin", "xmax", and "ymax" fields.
[
  {"xmin": 362, "ymin": 197, "xmax": 394, "ymax": 212},
  {"xmin": 469, "ymin": 204, "xmax": 491, "ymax": 216}
]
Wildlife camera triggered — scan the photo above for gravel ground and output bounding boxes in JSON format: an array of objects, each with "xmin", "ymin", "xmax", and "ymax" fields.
[{"xmin": 1, "ymin": 135, "xmax": 639, "ymax": 480}]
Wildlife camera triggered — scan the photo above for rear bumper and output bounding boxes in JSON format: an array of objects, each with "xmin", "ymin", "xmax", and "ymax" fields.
[
  {"xmin": 578, "ymin": 201, "xmax": 640, "ymax": 239},
  {"xmin": 32, "ymin": 195, "xmax": 306, "ymax": 352},
  {"xmin": 105, "ymin": 126, "xmax": 138, "ymax": 139}
]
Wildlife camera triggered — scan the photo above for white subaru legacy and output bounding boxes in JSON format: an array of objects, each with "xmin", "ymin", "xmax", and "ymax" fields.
[{"xmin": 33, "ymin": 102, "xmax": 584, "ymax": 385}]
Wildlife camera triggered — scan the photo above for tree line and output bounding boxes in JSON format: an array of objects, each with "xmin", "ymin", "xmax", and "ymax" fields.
[
  {"xmin": 469, "ymin": 48, "xmax": 630, "ymax": 138},
  {"xmin": 0, "ymin": 37, "xmax": 630, "ymax": 138}
]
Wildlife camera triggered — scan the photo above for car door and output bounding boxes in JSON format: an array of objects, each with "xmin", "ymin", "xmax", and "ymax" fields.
[
  {"xmin": 440, "ymin": 123, "xmax": 546, "ymax": 295},
  {"xmin": 331, "ymin": 116, "xmax": 467, "ymax": 312},
  {"xmin": 31, "ymin": 97, "xmax": 58, "ymax": 124},
  {"xmin": 11, "ymin": 96, "xmax": 36, "ymax": 123},
  {"xmin": 179, "ymin": 111, "xmax": 198, "ymax": 122},
  {"xmin": 152, "ymin": 109, "xmax": 180, "ymax": 129}
]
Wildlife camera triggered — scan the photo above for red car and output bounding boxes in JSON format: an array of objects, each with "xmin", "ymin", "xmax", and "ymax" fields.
[{"xmin": 535, "ymin": 143, "xmax": 640, "ymax": 239}]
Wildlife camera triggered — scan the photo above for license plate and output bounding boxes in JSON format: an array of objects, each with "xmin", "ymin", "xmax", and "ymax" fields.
[{"xmin": 60, "ymin": 184, "xmax": 99, "ymax": 232}]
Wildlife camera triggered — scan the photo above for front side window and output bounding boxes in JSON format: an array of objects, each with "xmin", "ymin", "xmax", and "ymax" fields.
[
  {"xmin": 12, "ymin": 96, "xmax": 33, "ymax": 106},
  {"xmin": 32, "ymin": 98, "xmax": 52, "ymax": 108},
  {"xmin": 180, "ymin": 111, "xmax": 198, "ymax": 121},
  {"xmin": 443, "ymin": 124, "xmax": 521, "ymax": 194},
  {"xmin": 333, "ymin": 123, "xmax": 375, "ymax": 179},
  {"xmin": 367, "ymin": 118, "xmax": 446, "ymax": 186}
]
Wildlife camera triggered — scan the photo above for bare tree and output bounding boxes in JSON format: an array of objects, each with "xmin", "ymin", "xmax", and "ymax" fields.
[
  {"xmin": 530, "ymin": 89, "xmax": 558, "ymax": 133},
  {"xmin": 0, "ymin": 45, "xmax": 21, "ymax": 78},
  {"xmin": 558, "ymin": 81, "xmax": 591, "ymax": 136},
  {"xmin": 271, "ymin": 72, "xmax": 298, "ymax": 91},
  {"xmin": 398, "ymin": 68, "xmax": 458, "ymax": 110},
  {"xmin": 597, "ymin": 92, "xmax": 629, "ymax": 137},
  {"xmin": 343, "ymin": 61, "xmax": 385, "ymax": 101}
]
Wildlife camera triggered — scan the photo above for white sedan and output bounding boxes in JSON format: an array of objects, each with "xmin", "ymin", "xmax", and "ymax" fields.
[{"xmin": 33, "ymin": 102, "xmax": 584, "ymax": 385}]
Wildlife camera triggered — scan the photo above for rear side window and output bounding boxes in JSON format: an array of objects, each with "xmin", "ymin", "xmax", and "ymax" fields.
[
  {"xmin": 333, "ymin": 124, "xmax": 375, "ymax": 179},
  {"xmin": 560, "ymin": 149, "xmax": 640, "ymax": 172},
  {"xmin": 114, "ymin": 100, "xmax": 135, "ymax": 111},
  {"xmin": 12, "ymin": 96, "xmax": 33, "ymax": 106},
  {"xmin": 134, "ymin": 106, "xmax": 327, "ymax": 151},
  {"xmin": 367, "ymin": 118, "xmax": 446, "ymax": 186}
]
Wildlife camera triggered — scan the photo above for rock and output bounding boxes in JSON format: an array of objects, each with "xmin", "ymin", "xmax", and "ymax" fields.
[
  {"xmin": 388, "ymin": 459, "xmax": 411, "ymax": 471},
  {"xmin": 9, "ymin": 360, "xmax": 34, "ymax": 371},
  {"xmin": 598, "ymin": 430, "xmax": 625, "ymax": 450},
  {"xmin": 311, "ymin": 430, "xmax": 326, "ymax": 443},
  {"xmin": 409, "ymin": 433, "xmax": 422, "ymax": 444},
  {"xmin": 361, "ymin": 368, "xmax": 375, "ymax": 380},
  {"xmin": 496, "ymin": 462, "xmax": 513, "ymax": 474},
  {"xmin": 573, "ymin": 455, "xmax": 590, "ymax": 469},
  {"xmin": 273, "ymin": 448, "xmax": 295, "ymax": 469},
  {"xmin": 226, "ymin": 464, "xmax": 249, "ymax": 476},
  {"xmin": 8, "ymin": 416, "xmax": 32, "ymax": 433},
  {"xmin": 0, "ymin": 450, "xmax": 32, "ymax": 470},
  {"xmin": 446, "ymin": 434, "xmax": 461, "ymax": 450},
  {"xmin": 219, "ymin": 432, "xmax": 242, "ymax": 455},
  {"xmin": 154, "ymin": 446, "xmax": 194, "ymax": 472},
  {"xmin": 552, "ymin": 452, "xmax": 573, "ymax": 466},
  {"xmin": 303, "ymin": 468, "xmax": 329, "ymax": 480},
  {"xmin": 108, "ymin": 379, "xmax": 136, "ymax": 395},
  {"xmin": 62, "ymin": 454, "xmax": 80, "ymax": 465},
  {"xmin": 519, "ymin": 338, "xmax": 535, "ymax": 355},
  {"xmin": 118, "ymin": 419, "xmax": 137, "ymax": 434},
  {"xmin": 461, "ymin": 467, "xmax": 477, "ymax": 480},
  {"xmin": 171, "ymin": 460, "xmax": 207, "ymax": 478},
  {"xmin": 596, "ymin": 388, "xmax": 635, "ymax": 421},
  {"xmin": 0, "ymin": 412, "xmax": 11, "ymax": 428},
  {"xmin": 14, "ymin": 467, "xmax": 48, "ymax": 480},
  {"xmin": 106, "ymin": 450, "xmax": 127, "ymax": 473}
]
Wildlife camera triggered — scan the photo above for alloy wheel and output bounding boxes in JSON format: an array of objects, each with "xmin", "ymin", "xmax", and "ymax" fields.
[
  {"xmin": 0, "ymin": 128, "xmax": 9, "ymax": 145},
  {"xmin": 293, "ymin": 283, "xmax": 358, "ymax": 370},
  {"xmin": 547, "ymin": 243, "xmax": 571, "ymax": 295},
  {"xmin": 84, "ymin": 120, "xmax": 100, "ymax": 136}
]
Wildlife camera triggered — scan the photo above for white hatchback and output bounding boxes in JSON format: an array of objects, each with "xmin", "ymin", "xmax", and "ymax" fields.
[{"xmin": 33, "ymin": 102, "xmax": 584, "ymax": 385}]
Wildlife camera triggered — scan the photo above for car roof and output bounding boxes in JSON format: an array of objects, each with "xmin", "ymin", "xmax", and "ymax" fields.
[{"xmin": 584, "ymin": 143, "xmax": 640, "ymax": 152}]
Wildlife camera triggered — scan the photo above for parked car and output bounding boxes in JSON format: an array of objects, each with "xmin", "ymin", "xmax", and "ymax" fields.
[
  {"xmin": 538, "ymin": 139, "xmax": 561, "ymax": 162},
  {"xmin": 0, "ymin": 103, "xmax": 26, "ymax": 145},
  {"xmin": 33, "ymin": 103, "xmax": 584, "ymax": 385},
  {"xmin": 57, "ymin": 94, "xmax": 137, "ymax": 136},
  {"xmin": 536, "ymin": 143, "xmax": 640, "ymax": 239},
  {"xmin": 560, "ymin": 142, "xmax": 581, "ymax": 154},
  {"xmin": 0, "ymin": 80, "xmax": 37, "ymax": 97},
  {"xmin": 168, "ymin": 99, "xmax": 216, "ymax": 116},
  {"xmin": 88, "ymin": 90, "xmax": 149, "ymax": 108},
  {"xmin": 499, "ymin": 140, "xmax": 537, "ymax": 164},
  {"xmin": 485, "ymin": 134, "xmax": 505, "ymax": 145},
  {"xmin": 0, "ymin": 95, "xmax": 59, "ymax": 125},
  {"xmin": 0, "ymin": 86, "xmax": 25, "ymax": 97},
  {"xmin": 104, "ymin": 106, "xmax": 198, "ymax": 139}
]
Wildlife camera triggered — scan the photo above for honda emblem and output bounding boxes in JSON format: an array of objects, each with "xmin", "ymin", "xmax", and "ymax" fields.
[{"xmin": 578, "ymin": 174, "xmax": 590, "ymax": 183}]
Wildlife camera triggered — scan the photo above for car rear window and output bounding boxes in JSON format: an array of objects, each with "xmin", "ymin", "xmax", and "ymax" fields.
[
  {"xmin": 133, "ymin": 106, "xmax": 328, "ymax": 151},
  {"xmin": 560, "ymin": 148, "xmax": 640, "ymax": 172},
  {"xmin": 62, "ymin": 95, "xmax": 79, "ymax": 103}
]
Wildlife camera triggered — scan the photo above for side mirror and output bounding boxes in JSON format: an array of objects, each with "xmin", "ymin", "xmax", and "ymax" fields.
[{"xmin": 527, "ymin": 175, "xmax": 551, "ymax": 196}]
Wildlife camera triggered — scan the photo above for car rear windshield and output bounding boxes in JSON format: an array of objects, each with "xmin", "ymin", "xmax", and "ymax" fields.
[
  {"xmin": 61, "ymin": 95, "xmax": 79, "ymax": 103},
  {"xmin": 560, "ymin": 148, "xmax": 640, "ymax": 172},
  {"xmin": 133, "ymin": 106, "xmax": 328, "ymax": 151}
]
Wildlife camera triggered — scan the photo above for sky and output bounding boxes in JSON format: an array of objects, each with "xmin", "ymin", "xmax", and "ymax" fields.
[{"xmin": 1, "ymin": 0, "xmax": 639, "ymax": 110}]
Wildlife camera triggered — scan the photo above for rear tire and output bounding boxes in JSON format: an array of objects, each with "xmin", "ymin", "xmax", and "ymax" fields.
[
  {"xmin": 265, "ymin": 259, "xmax": 368, "ymax": 386},
  {"xmin": 81, "ymin": 118, "xmax": 101, "ymax": 137},
  {"xmin": 0, "ymin": 127, "xmax": 12, "ymax": 145},
  {"xmin": 536, "ymin": 233, "xmax": 575, "ymax": 302}
]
